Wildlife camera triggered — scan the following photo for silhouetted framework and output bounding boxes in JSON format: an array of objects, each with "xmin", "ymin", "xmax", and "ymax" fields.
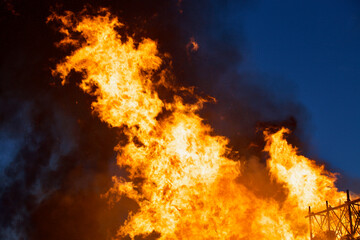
[{"xmin": 306, "ymin": 190, "xmax": 360, "ymax": 240}]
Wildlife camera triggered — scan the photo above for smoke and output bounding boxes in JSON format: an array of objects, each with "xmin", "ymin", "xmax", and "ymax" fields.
[{"xmin": 0, "ymin": 0, "xmax": 314, "ymax": 239}]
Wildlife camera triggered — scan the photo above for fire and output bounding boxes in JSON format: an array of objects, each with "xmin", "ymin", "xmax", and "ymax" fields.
[
  {"xmin": 50, "ymin": 8, "xmax": 346, "ymax": 239},
  {"xmin": 265, "ymin": 128, "xmax": 343, "ymax": 210}
]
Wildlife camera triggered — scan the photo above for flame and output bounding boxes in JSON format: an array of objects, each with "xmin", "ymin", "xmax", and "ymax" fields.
[
  {"xmin": 51, "ymin": 9, "xmax": 347, "ymax": 239},
  {"xmin": 264, "ymin": 128, "xmax": 343, "ymax": 210}
]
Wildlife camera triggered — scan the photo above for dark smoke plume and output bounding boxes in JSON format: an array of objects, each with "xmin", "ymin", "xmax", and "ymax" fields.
[{"xmin": 0, "ymin": 0, "xmax": 312, "ymax": 239}]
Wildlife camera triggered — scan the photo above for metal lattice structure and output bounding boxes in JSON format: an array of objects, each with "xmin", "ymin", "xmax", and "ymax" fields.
[{"xmin": 307, "ymin": 190, "xmax": 360, "ymax": 240}]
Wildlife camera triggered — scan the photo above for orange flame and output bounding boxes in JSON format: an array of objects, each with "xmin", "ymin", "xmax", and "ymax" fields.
[
  {"xmin": 265, "ymin": 128, "xmax": 343, "ymax": 210},
  {"xmin": 50, "ymin": 9, "xmax": 347, "ymax": 239}
]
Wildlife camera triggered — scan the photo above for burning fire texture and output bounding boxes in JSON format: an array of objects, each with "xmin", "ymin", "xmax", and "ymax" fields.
[
  {"xmin": 0, "ymin": 2, "xmax": 356, "ymax": 240},
  {"xmin": 48, "ymin": 9, "xmax": 344, "ymax": 240}
]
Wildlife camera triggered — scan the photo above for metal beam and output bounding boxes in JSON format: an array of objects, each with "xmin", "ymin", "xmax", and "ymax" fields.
[{"xmin": 306, "ymin": 190, "xmax": 360, "ymax": 240}]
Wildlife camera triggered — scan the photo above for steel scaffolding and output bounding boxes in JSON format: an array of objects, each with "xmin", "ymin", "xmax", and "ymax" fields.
[{"xmin": 306, "ymin": 190, "xmax": 360, "ymax": 240}]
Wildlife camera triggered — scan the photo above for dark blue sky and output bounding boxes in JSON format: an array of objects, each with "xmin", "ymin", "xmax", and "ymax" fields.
[{"xmin": 239, "ymin": 0, "xmax": 360, "ymax": 177}]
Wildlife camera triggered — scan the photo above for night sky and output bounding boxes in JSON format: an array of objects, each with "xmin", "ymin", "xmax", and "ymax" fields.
[
  {"xmin": 240, "ymin": 0, "xmax": 360, "ymax": 178},
  {"xmin": 1, "ymin": 0, "xmax": 360, "ymax": 239}
]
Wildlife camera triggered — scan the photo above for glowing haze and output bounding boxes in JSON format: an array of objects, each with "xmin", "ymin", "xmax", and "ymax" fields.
[{"xmin": 50, "ymin": 9, "xmax": 345, "ymax": 239}]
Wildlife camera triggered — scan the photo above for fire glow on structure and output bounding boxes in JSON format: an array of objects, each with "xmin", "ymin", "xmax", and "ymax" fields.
[
  {"xmin": 307, "ymin": 190, "xmax": 360, "ymax": 240},
  {"xmin": 49, "ymin": 8, "xmax": 356, "ymax": 240}
]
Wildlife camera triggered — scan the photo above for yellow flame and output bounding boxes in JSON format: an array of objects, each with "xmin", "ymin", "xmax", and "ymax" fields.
[
  {"xmin": 264, "ymin": 128, "xmax": 343, "ymax": 210},
  {"xmin": 51, "ymin": 9, "xmax": 347, "ymax": 240}
]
